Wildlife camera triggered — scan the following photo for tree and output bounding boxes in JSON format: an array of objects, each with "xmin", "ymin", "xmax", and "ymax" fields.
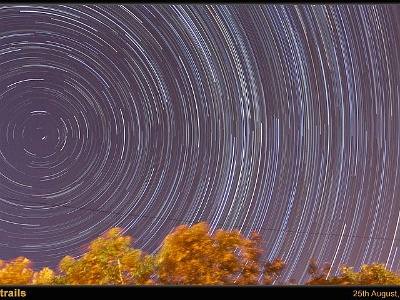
[
  {"xmin": 263, "ymin": 257, "xmax": 286, "ymax": 285},
  {"xmin": 306, "ymin": 260, "xmax": 400, "ymax": 285},
  {"xmin": 305, "ymin": 259, "xmax": 332, "ymax": 285},
  {"xmin": 154, "ymin": 222, "xmax": 284, "ymax": 285},
  {"xmin": 0, "ymin": 257, "xmax": 34, "ymax": 284},
  {"xmin": 32, "ymin": 267, "xmax": 55, "ymax": 285},
  {"xmin": 339, "ymin": 263, "xmax": 400, "ymax": 285},
  {"xmin": 55, "ymin": 227, "xmax": 155, "ymax": 285}
]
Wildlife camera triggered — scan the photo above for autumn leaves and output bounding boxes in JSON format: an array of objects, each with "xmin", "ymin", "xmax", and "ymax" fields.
[
  {"xmin": 0, "ymin": 222, "xmax": 399, "ymax": 285},
  {"xmin": 0, "ymin": 222, "xmax": 284, "ymax": 285}
]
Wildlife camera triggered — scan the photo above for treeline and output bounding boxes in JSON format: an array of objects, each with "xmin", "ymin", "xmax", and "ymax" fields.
[{"xmin": 0, "ymin": 222, "xmax": 399, "ymax": 285}]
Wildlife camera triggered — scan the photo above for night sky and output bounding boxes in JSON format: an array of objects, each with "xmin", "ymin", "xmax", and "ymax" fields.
[{"xmin": 1, "ymin": 4, "xmax": 400, "ymax": 284}]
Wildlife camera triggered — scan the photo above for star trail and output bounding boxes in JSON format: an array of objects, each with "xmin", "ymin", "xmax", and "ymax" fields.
[{"xmin": 1, "ymin": 4, "xmax": 400, "ymax": 284}]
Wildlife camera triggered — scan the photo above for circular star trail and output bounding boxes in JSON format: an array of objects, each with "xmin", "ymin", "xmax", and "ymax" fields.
[{"xmin": 0, "ymin": 4, "xmax": 400, "ymax": 284}]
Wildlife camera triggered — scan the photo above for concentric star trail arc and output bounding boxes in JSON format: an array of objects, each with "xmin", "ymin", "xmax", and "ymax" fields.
[{"xmin": 0, "ymin": 4, "xmax": 400, "ymax": 284}]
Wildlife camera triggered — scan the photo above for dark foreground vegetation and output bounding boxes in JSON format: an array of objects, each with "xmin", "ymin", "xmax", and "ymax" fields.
[{"xmin": 0, "ymin": 222, "xmax": 399, "ymax": 285}]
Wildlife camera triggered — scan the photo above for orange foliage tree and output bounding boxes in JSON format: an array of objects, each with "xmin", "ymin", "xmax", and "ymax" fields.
[
  {"xmin": 154, "ymin": 222, "xmax": 285, "ymax": 285},
  {"xmin": 0, "ymin": 256, "xmax": 54, "ymax": 285},
  {"xmin": 306, "ymin": 260, "xmax": 400, "ymax": 285},
  {"xmin": 55, "ymin": 227, "xmax": 154, "ymax": 285}
]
